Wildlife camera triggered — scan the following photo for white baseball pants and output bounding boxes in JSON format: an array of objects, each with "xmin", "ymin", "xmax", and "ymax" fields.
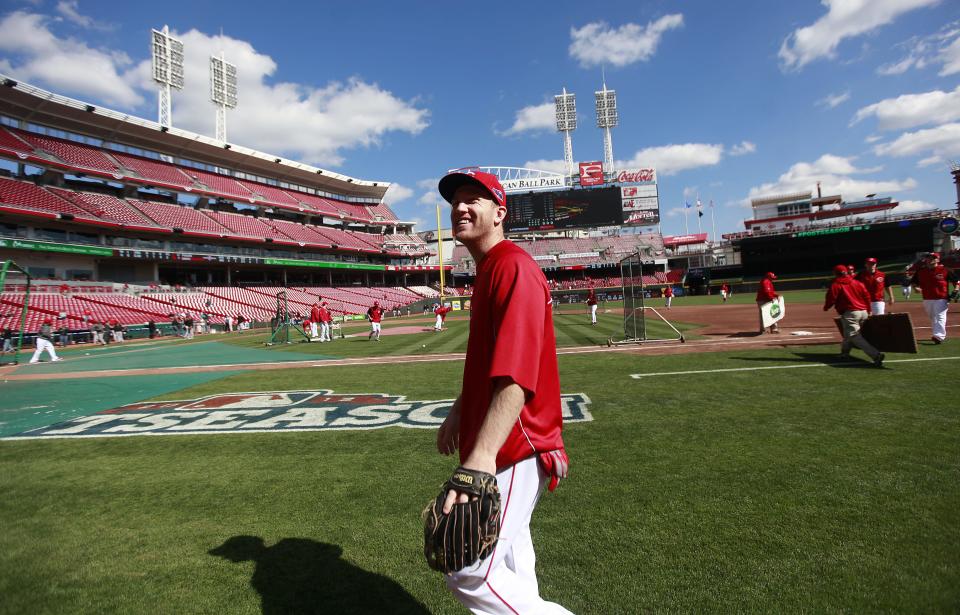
[
  {"xmin": 30, "ymin": 338, "xmax": 60, "ymax": 363},
  {"xmin": 590, "ymin": 304, "xmax": 597, "ymax": 323},
  {"xmin": 446, "ymin": 456, "xmax": 572, "ymax": 615},
  {"xmin": 321, "ymin": 322, "xmax": 330, "ymax": 341},
  {"xmin": 310, "ymin": 322, "xmax": 318, "ymax": 338},
  {"xmin": 870, "ymin": 301, "xmax": 886, "ymax": 315},
  {"xmin": 435, "ymin": 315, "xmax": 443, "ymax": 330},
  {"xmin": 924, "ymin": 299, "xmax": 948, "ymax": 341}
]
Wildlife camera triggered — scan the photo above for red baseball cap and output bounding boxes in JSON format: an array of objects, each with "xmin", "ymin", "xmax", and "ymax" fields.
[
  {"xmin": 834, "ymin": 264, "xmax": 848, "ymax": 276},
  {"xmin": 765, "ymin": 271, "xmax": 776, "ymax": 279},
  {"xmin": 847, "ymin": 264, "xmax": 855, "ymax": 271},
  {"xmin": 865, "ymin": 257, "xmax": 877, "ymax": 264},
  {"xmin": 928, "ymin": 252, "xmax": 940, "ymax": 259},
  {"xmin": 439, "ymin": 169, "xmax": 507, "ymax": 208}
]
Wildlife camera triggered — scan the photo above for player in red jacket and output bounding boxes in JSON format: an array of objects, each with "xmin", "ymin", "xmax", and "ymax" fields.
[
  {"xmin": 720, "ymin": 282, "xmax": 731, "ymax": 303},
  {"xmin": 663, "ymin": 285, "xmax": 674, "ymax": 309},
  {"xmin": 367, "ymin": 301, "xmax": 384, "ymax": 341},
  {"xmin": 824, "ymin": 264, "xmax": 883, "ymax": 366},
  {"xmin": 756, "ymin": 271, "xmax": 780, "ymax": 333},
  {"xmin": 309, "ymin": 302, "xmax": 322, "ymax": 339},
  {"xmin": 586, "ymin": 287, "xmax": 598, "ymax": 324},
  {"xmin": 433, "ymin": 303, "xmax": 452, "ymax": 331},
  {"xmin": 910, "ymin": 252, "xmax": 955, "ymax": 343},
  {"xmin": 855, "ymin": 257, "xmax": 895, "ymax": 315},
  {"xmin": 320, "ymin": 301, "xmax": 333, "ymax": 342}
]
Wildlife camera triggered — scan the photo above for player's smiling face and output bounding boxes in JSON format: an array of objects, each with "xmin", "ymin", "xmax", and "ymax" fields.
[{"xmin": 450, "ymin": 184, "xmax": 504, "ymax": 244}]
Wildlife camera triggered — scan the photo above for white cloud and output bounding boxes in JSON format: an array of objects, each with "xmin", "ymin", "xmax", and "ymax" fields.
[
  {"xmin": 55, "ymin": 1, "xmax": 111, "ymax": 30},
  {"xmin": 569, "ymin": 14, "xmax": 683, "ymax": 68},
  {"xmin": 745, "ymin": 154, "xmax": 916, "ymax": 206},
  {"xmin": 877, "ymin": 22, "xmax": 960, "ymax": 76},
  {"xmin": 383, "ymin": 183, "xmax": 413, "ymax": 205},
  {"xmin": 865, "ymin": 134, "xmax": 883, "ymax": 143},
  {"xmin": 415, "ymin": 178, "xmax": 440, "ymax": 205},
  {"xmin": 0, "ymin": 10, "xmax": 142, "ymax": 107},
  {"xmin": 895, "ymin": 199, "xmax": 939, "ymax": 212},
  {"xmin": 500, "ymin": 102, "xmax": 554, "ymax": 136},
  {"xmin": 817, "ymin": 91, "xmax": 850, "ymax": 108},
  {"xmin": 522, "ymin": 159, "xmax": 569, "ymax": 175},
  {"xmin": 852, "ymin": 85, "xmax": 960, "ymax": 131},
  {"xmin": 619, "ymin": 143, "xmax": 723, "ymax": 176},
  {"xmin": 127, "ymin": 29, "xmax": 429, "ymax": 167},
  {"xmin": 778, "ymin": 0, "xmax": 939, "ymax": 71},
  {"xmin": 729, "ymin": 141, "xmax": 756, "ymax": 156},
  {"xmin": 682, "ymin": 186, "xmax": 699, "ymax": 199},
  {"xmin": 939, "ymin": 31, "xmax": 960, "ymax": 75},
  {"xmin": 873, "ymin": 122, "xmax": 960, "ymax": 166}
]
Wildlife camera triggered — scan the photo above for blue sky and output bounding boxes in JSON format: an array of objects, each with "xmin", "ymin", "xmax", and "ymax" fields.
[{"xmin": 0, "ymin": 0, "xmax": 958, "ymax": 236}]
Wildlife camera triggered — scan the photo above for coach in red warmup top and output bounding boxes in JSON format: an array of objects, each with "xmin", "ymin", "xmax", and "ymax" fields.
[
  {"xmin": 435, "ymin": 169, "xmax": 571, "ymax": 614},
  {"xmin": 756, "ymin": 271, "xmax": 780, "ymax": 333},
  {"xmin": 824, "ymin": 264, "xmax": 884, "ymax": 366},
  {"xmin": 910, "ymin": 252, "xmax": 954, "ymax": 343}
]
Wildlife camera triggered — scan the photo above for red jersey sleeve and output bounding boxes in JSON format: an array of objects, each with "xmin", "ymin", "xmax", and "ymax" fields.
[{"xmin": 488, "ymin": 253, "xmax": 548, "ymax": 395}]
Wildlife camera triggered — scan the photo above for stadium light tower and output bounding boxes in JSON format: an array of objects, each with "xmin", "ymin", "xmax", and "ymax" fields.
[
  {"xmin": 151, "ymin": 26, "xmax": 184, "ymax": 128},
  {"xmin": 210, "ymin": 52, "xmax": 238, "ymax": 143},
  {"xmin": 595, "ymin": 80, "xmax": 618, "ymax": 173},
  {"xmin": 555, "ymin": 88, "xmax": 577, "ymax": 177}
]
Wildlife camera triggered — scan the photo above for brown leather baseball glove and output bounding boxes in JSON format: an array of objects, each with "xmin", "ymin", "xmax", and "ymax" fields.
[{"xmin": 422, "ymin": 466, "xmax": 501, "ymax": 573}]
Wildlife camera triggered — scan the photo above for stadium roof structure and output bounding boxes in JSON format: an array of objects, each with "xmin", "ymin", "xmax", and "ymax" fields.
[{"xmin": 0, "ymin": 75, "xmax": 391, "ymax": 203}]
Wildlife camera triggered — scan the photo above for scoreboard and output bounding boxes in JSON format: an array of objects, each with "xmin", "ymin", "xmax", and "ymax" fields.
[{"xmin": 505, "ymin": 186, "xmax": 623, "ymax": 232}]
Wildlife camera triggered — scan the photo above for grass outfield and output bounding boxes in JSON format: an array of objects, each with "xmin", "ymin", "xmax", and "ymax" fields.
[
  {"xmin": 2, "ymin": 341, "xmax": 958, "ymax": 613},
  {"xmin": 220, "ymin": 310, "xmax": 698, "ymax": 358}
]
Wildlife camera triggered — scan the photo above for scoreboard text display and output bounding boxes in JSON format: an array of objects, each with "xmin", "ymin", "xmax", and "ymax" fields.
[{"xmin": 505, "ymin": 186, "xmax": 623, "ymax": 232}]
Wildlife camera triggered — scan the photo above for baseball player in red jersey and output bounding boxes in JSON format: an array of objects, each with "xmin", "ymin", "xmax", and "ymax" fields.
[
  {"xmin": 824, "ymin": 264, "xmax": 884, "ymax": 366},
  {"xmin": 309, "ymin": 302, "xmax": 322, "ymax": 339},
  {"xmin": 320, "ymin": 301, "xmax": 333, "ymax": 342},
  {"xmin": 855, "ymin": 257, "xmax": 895, "ymax": 315},
  {"xmin": 663, "ymin": 284, "xmax": 674, "ymax": 309},
  {"xmin": 433, "ymin": 304, "xmax": 452, "ymax": 331},
  {"xmin": 910, "ymin": 252, "xmax": 955, "ymax": 343},
  {"xmin": 756, "ymin": 271, "xmax": 780, "ymax": 333},
  {"xmin": 586, "ymin": 287, "xmax": 598, "ymax": 324},
  {"xmin": 367, "ymin": 301, "xmax": 384, "ymax": 341},
  {"xmin": 436, "ymin": 169, "xmax": 571, "ymax": 614},
  {"xmin": 720, "ymin": 282, "xmax": 731, "ymax": 302}
]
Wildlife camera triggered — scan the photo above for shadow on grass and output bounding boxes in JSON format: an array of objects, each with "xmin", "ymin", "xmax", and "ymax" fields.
[
  {"xmin": 209, "ymin": 535, "xmax": 429, "ymax": 615},
  {"xmin": 730, "ymin": 352, "xmax": 874, "ymax": 366}
]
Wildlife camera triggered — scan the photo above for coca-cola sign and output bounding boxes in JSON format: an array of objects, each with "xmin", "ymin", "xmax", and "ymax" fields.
[{"xmin": 615, "ymin": 168, "xmax": 657, "ymax": 184}]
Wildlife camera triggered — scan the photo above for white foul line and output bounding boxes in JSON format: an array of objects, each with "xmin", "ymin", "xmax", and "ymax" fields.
[{"xmin": 630, "ymin": 355, "xmax": 960, "ymax": 378}]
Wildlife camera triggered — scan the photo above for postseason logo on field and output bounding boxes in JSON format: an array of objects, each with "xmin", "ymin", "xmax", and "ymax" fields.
[{"xmin": 8, "ymin": 390, "xmax": 594, "ymax": 439}]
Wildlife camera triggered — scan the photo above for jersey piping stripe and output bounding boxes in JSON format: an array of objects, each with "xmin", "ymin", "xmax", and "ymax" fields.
[
  {"xmin": 485, "ymin": 581, "xmax": 521, "ymax": 615},
  {"xmin": 483, "ymin": 465, "xmax": 516, "ymax": 582}
]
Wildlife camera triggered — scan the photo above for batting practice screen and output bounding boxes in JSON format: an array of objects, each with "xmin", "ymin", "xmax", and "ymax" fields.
[{"xmin": 505, "ymin": 187, "xmax": 623, "ymax": 232}]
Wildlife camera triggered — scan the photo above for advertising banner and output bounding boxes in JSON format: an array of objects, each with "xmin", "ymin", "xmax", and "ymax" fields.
[{"xmin": 579, "ymin": 161, "xmax": 604, "ymax": 187}]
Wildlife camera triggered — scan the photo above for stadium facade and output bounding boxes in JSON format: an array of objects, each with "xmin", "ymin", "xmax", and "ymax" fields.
[{"xmin": 0, "ymin": 75, "xmax": 444, "ymax": 289}]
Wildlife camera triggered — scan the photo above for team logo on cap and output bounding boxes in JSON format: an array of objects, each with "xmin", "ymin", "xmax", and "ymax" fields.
[{"xmin": 492, "ymin": 188, "xmax": 504, "ymax": 202}]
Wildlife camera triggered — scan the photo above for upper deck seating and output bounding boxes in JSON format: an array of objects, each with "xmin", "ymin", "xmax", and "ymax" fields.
[
  {"xmin": 49, "ymin": 189, "xmax": 158, "ymax": 228},
  {"xmin": 13, "ymin": 129, "xmax": 120, "ymax": 174},
  {"xmin": 128, "ymin": 200, "xmax": 230, "ymax": 235},
  {"xmin": 112, "ymin": 153, "xmax": 197, "ymax": 190},
  {"xmin": 180, "ymin": 168, "xmax": 254, "ymax": 201},
  {"xmin": 0, "ymin": 177, "xmax": 99, "ymax": 220},
  {"xmin": 235, "ymin": 180, "xmax": 301, "ymax": 207},
  {"xmin": 203, "ymin": 210, "xmax": 291, "ymax": 242},
  {"xmin": 0, "ymin": 127, "xmax": 33, "ymax": 154}
]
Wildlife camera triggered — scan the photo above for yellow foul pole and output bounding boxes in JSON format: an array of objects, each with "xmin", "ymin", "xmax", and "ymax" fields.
[{"xmin": 436, "ymin": 203, "xmax": 446, "ymax": 304}]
